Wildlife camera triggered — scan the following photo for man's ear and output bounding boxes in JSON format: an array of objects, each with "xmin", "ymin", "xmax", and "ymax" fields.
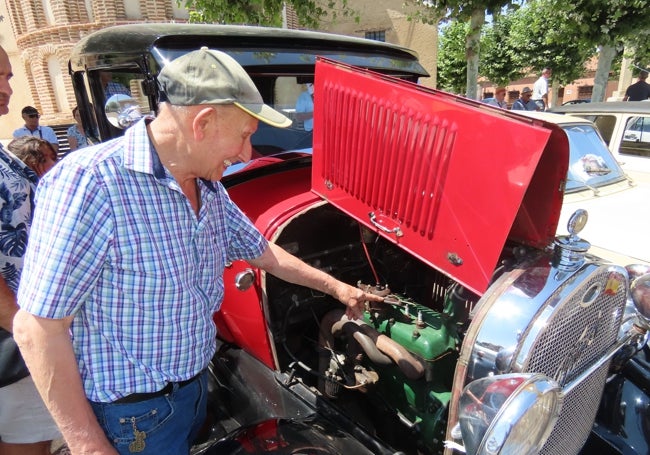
[{"xmin": 192, "ymin": 106, "xmax": 215, "ymax": 141}]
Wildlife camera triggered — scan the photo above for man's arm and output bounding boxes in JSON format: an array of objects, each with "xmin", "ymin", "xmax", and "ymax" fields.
[
  {"xmin": 13, "ymin": 310, "xmax": 118, "ymax": 455},
  {"xmin": 44, "ymin": 127, "xmax": 60, "ymax": 153},
  {"xmin": 0, "ymin": 275, "xmax": 17, "ymax": 332},
  {"xmin": 248, "ymin": 242, "xmax": 383, "ymax": 319}
]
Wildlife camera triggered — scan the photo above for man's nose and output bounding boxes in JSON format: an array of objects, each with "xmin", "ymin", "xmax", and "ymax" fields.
[
  {"xmin": 0, "ymin": 81, "xmax": 12, "ymax": 96},
  {"xmin": 237, "ymin": 140, "xmax": 253, "ymax": 163}
]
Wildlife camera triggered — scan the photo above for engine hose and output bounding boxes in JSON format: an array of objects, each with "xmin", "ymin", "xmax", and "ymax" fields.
[
  {"xmin": 335, "ymin": 320, "xmax": 393, "ymax": 365},
  {"xmin": 355, "ymin": 323, "xmax": 425, "ymax": 380},
  {"xmin": 321, "ymin": 309, "xmax": 425, "ymax": 380}
]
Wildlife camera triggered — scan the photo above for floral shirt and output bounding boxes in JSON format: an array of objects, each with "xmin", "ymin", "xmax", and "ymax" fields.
[
  {"xmin": 0, "ymin": 144, "xmax": 38, "ymax": 387},
  {"xmin": 67, "ymin": 124, "xmax": 88, "ymax": 150}
]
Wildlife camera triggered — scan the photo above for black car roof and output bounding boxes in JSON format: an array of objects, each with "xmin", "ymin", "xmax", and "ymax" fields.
[
  {"xmin": 552, "ymin": 101, "xmax": 650, "ymax": 114},
  {"xmin": 68, "ymin": 23, "xmax": 429, "ymax": 77}
]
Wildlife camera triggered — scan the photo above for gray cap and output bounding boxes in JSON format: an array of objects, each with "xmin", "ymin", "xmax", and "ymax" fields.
[
  {"xmin": 158, "ymin": 47, "xmax": 291, "ymax": 128},
  {"xmin": 521, "ymin": 87, "xmax": 532, "ymax": 94}
]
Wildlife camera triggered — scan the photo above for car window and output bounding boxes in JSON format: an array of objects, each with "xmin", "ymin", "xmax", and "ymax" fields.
[
  {"xmin": 589, "ymin": 115, "xmax": 616, "ymax": 145},
  {"xmin": 564, "ymin": 123, "xmax": 626, "ymax": 193},
  {"xmin": 621, "ymin": 115, "xmax": 650, "ymax": 157}
]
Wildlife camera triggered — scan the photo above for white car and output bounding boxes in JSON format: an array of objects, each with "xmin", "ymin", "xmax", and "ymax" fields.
[
  {"xmin": 518, "ymin": 111, "xmax": 650, "ymax": 264},
  {"xmin": 552, "ymin": 101, "xmax": 650, "ymax": 173}
]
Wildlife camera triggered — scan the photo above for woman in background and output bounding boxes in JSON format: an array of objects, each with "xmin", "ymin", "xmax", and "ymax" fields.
[
  {"xmin": 66, "ymin": 106, "xmax": 88, "ymax": 152},
  {"xmin": 7, "ymin": 136, "xmax": 58, "ymax": 178}
]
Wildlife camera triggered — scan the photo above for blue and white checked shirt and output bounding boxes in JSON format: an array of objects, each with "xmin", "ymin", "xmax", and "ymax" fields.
[{"xmin": 17, "ymin": 118, "xmax": 268, "ymax": 402}]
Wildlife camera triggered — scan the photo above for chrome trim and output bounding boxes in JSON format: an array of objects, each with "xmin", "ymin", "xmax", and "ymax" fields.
[{"xmin": 446, "ymin": 253, "xmax": 628, "ymax": 455}]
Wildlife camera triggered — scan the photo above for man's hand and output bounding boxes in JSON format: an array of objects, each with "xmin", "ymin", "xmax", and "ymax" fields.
[
  {"xmin": 250, "ymin": 243, "xmax": 385, "ymax": 319},
  {"xmin": 331, "ymin": 281, "xmax": 384, "ymax": 319}
]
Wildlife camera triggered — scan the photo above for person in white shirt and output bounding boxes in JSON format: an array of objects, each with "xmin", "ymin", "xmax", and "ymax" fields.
[
  {"xmin": 532, "ymin": 67, "xmax": 552, "ymax": 111},
  {"xmin": 295, "ymin": 82, "xmax": 315, "ymax": 131},
  {"xmin": 12, "ymin": 106, "xmax": 59, "ymax": 154}
]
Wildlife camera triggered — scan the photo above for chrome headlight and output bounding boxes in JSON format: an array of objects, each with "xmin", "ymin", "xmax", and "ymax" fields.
[{"xmin": 458, "ymin": 373, "xmax": 563, "ymax": 455}]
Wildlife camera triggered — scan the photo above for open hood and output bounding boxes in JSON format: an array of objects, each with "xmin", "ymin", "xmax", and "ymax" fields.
[{"xmin": 311, "ymin": 59, "xmax": 569, "ymax": 295}]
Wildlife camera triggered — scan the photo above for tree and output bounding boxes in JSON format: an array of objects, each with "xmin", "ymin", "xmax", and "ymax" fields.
[
  {"xmin": 479, "ymin": 14, "xmax": 526, "ymax": 86},
  {"xmin": 437, "ymin": 20, "xmax": 470, "ymax": 94},
  {"xmin": 407, "ymin": 0, "xmax": 519, "ymax": 99},
  {"xmin": 501, "ymin": 0, "xmax": 595, "ymax": 105},
  {"xmin": 178, "ymin": 0, "xmax": 357, "ymax": 28},
  {"xmin": 546, "ymin": 0, "xmax": 650, "ymax": 101}
]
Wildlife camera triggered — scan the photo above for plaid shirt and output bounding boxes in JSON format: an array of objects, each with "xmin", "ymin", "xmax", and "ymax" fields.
[{"xmin": 17, "ymin": 118, "xmax": 268, "ymax": 402}]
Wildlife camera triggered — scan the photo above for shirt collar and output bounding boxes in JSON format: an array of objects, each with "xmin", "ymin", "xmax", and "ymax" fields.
[{"xmin": 122, "ymin": 116, "xmax": 217, "ymax": 193}]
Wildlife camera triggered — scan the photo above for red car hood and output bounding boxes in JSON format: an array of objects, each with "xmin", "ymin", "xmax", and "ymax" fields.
[{"xmin": 311, "ymin": 59, "xmax": 569, "ymax": 295}]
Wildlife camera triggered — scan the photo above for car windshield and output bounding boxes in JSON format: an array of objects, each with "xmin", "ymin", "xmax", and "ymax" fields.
[{"xmin": 564, "ymin": 123, "xmax": 627, "ymax": 193}]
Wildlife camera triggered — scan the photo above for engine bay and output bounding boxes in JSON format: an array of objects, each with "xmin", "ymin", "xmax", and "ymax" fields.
[{"xmin": 264, "ymin": 203, "xmax": 484, "ymax": 453}]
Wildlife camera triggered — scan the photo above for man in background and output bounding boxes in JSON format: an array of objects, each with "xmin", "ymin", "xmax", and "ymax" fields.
[
  {"xmin": 623, "ymin": 70, "xmax": 650, "ymax": 101},
  {"xmin": 511, "ymin": 87, "xmax": 539, "ymax": 111},
  {"xmin": 13, "ymin": 106, "xmax": 59, "ymax": 154},
  {"xmin": 483, "ymin": 87, "xmax": 508, "ymax": 108},
  {"xmin": 295, "ymin": 82, "xmax": 315, "ymax": 132},
  {"xmin": 0, "ymin": 44, "xmax": 61, "ymax": 455},
  {"xmin": 532, "ymin": 67, "xmax": 552, "ymax": 110}
]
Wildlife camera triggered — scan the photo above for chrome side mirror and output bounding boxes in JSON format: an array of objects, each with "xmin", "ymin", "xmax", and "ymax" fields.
[{"xmin": 105, "ymin": 94, "xmax": 142, "ymax": 129}]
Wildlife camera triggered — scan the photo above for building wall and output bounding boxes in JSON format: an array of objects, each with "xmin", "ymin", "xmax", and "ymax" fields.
[{"xmin": 315, "ymin": 1, "xmax": 438, "ymax": 88}]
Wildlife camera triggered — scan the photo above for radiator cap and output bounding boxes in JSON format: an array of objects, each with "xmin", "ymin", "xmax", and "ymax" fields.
[{"xmin": 553, "ymin": 209, "xmax": 591, "ymax": 270}]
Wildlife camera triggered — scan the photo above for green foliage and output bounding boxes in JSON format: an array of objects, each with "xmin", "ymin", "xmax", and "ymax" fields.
[
  {"xmin": 624, "ymin": 31, "xmax": 650, "ymax": 73},
  {"xmin": 437, "ymin": 20, "xmax": 470, "ymax": 93},
  {"xmin": 505, "ymin": 0, "xmax": 595, "ymax": 86},
  {"xmin": 479, "ymin": 14, "xmax": 526, "ymax": 85},
  {"xmin": 408, "ymin": 0, "xmax": 518, "ymax": 23},
  {"xmin": 178, "ymin": 0, "xmax": 357, "ymax": 28},
  {"xmin": 557, "ymin": 0, "xmax": 650, "ymax": 47}
]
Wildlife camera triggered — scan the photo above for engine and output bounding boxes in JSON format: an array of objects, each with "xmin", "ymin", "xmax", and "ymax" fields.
[{"xmin": 261, "ymin": 202, "xmax": 637, "ymax": 455}]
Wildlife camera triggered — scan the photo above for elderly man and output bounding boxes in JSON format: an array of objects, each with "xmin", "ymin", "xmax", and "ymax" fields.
[
  {"xmin": 13, "ymin": 47, "xmax": 382, "ymax": 455},
  {"xmin": 511, "ymin": 87, "xmax": 539, "ymax": 111},
  {"xmin": 483, "ymin": 86, "xmax": 508, "ymax": 108},
  {"xmin": 13, "ymin": 106, "xmax": 59, "ymax": 154}
]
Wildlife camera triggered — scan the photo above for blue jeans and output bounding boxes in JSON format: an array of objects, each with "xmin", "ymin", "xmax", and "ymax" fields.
[{"xmin": 90, "ymin": 371, "xmax": 208, "ymax": 455}]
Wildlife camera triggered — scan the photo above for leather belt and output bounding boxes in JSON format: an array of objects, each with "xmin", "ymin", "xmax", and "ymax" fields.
[{"xmin": 113, "ymin": 374, "xmax": 199, "ymax": 404}]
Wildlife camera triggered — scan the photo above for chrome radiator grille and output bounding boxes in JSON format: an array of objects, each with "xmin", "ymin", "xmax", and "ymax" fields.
[{"xmin": 523, "ymin": 268, "xmax": 626, "ymax": 454}]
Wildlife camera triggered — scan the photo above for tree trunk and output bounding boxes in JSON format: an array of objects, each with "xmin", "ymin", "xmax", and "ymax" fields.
[
  {"xmin": 465, "ymin": 8, "xmax": 484, "ymax": 99},
  {"xmin": 591, "ymin": 44, "xmax": 617, "ymax": 102}
]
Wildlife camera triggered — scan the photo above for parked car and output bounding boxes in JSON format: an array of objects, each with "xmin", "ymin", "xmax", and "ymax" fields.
[
  {"xmin": 515, "ymin": 111, "xmax": 650, "ymax": 265},
  {"xmin": 552, "ymin": 101, "xmax": 650, "ymax": 172},
  {"xmin": 70, "ymin": 24, "xmax": 650, "ymax": 455},
  {"xmin": 562, "ymin": 99, "xmax": 591, "ymax": 105}
]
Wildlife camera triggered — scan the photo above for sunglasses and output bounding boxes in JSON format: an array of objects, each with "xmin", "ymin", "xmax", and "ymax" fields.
[{"xmin": 26, "ymin": 113, "xmax": 40, "ymax": 118}]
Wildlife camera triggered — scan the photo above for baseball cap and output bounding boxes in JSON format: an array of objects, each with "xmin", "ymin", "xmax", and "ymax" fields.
[
  {"xmin": 21, "ymin": 106, "xmax": 39, "ymax": 115},
  {"xmin": 521, "ymin": 87, "xmax": 532, "ymax": 94},
  {"xmin": 157, "ymin": 47, "xmax": 291, "ymax": 128}
]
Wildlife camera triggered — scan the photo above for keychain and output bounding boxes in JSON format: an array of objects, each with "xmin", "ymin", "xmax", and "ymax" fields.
[{"xmin": 128, "ymin": 417, "xmax": 146, "ymax": 453}]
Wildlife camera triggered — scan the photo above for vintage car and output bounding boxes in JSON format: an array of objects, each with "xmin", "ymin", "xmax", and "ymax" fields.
[
  {"xmin": 552, "ymin": 101, "xmax": 650, "ymax": 173},
  {"xmin": 513, "ymin": 111, "xmax": 650, "ymax": 265},
  {"xmin": 68, "ymin": 24, "xmax": 650, "ymax": 455}
]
